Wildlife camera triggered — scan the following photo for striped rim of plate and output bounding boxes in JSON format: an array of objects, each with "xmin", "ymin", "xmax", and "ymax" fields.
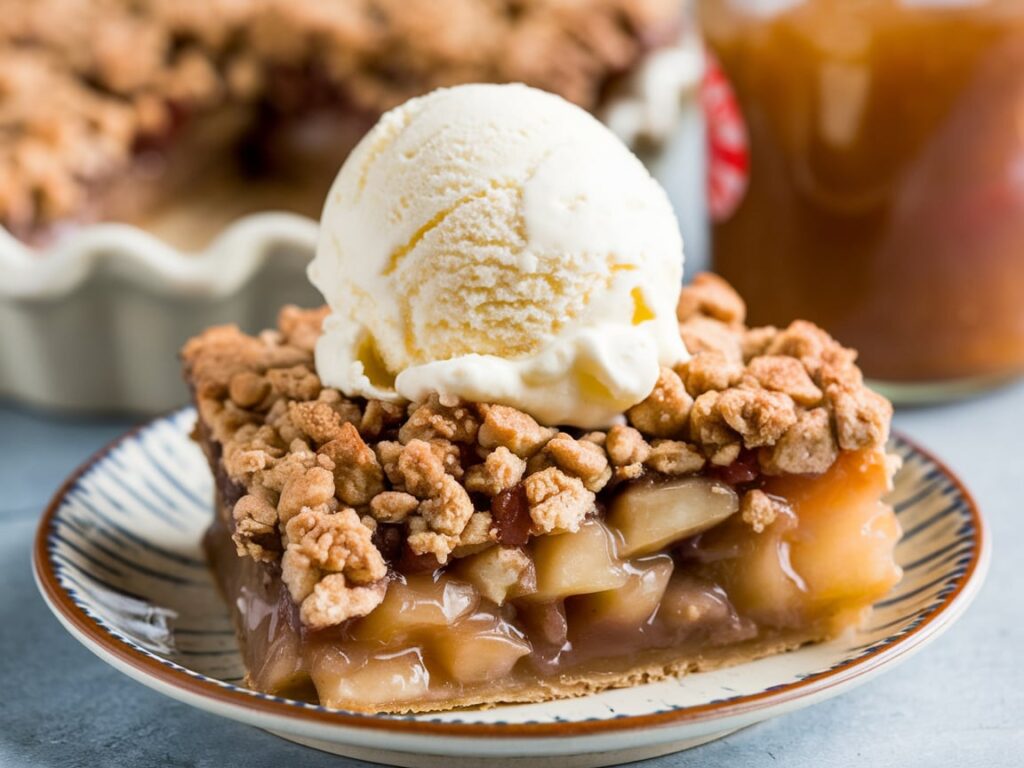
[{"xmin": 34, "ymin": 407, "xmax": 988, "ymax": 736}]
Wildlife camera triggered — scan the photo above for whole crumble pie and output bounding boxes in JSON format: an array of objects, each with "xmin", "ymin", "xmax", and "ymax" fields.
[{"xmin": 0, "ymin": 0, "xmax": 681, "ymax": 237}]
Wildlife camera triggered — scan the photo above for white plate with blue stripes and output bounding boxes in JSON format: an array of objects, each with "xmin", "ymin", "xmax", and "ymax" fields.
[{"xmin": 34, "ymin": 407, "xmax": 989, "ymax": 767}]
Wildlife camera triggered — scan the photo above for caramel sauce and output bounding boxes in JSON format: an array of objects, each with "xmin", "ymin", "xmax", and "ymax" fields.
[{"xmin": 703, "ymin": 0, "xmax": 1024, "ymax": 384}]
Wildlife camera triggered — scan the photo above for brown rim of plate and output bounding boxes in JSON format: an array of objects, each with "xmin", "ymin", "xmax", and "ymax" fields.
[{"xmin": 32, "ymin": 411, "xmax": 986, "ymax": 739}]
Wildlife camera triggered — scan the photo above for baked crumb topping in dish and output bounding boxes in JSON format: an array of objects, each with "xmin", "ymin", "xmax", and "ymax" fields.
[
  {"xmin": 183, "ymin": 274, "xmax": 902, "ymax": 712},
  {"xmin": 0, "ymin": 0, "xmax": 681, "ymax": 239}
]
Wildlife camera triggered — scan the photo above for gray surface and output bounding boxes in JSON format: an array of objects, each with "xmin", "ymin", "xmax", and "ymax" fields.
[{"xmin": 1, "ymin": 383, "xmax": 1022, "ymax": 768}]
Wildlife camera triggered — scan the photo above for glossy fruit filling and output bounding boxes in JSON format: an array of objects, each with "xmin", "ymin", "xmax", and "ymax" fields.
[{"xmin": 205, "ymin": 449, "xmax": 901, "ymax": 712}]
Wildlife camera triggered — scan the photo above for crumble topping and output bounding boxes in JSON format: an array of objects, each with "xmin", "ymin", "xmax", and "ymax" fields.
[
  {"xmin": 465, "ymin": 447, "xmax": 527, "ymax": 497},
  {"xmin": 281, "ymin": 505, "xmax": 388, "ymax": 629},
  {"xmin": 626, "ymin": 367, "xmax": 693, "ymax": 438},
  {"xmin": 183, "ymin": 274, "xmax": 892, "ymax": 628},
  {"xmin": 646, "ymin": 440, "xmax": 706, "ymax": 476},
  {"xmin": 739, "ymin": 489, "xmax": 792, "ymax": 534},
  {"xmin": 0, "ymin": 0, "xmax": 681, "ymax": 236},
  {"xmin": 523, "ymin": 467, "xmax": 596, "ymax": 535},
  {"xmin": 606, "ymin": 425, "xmax": 650, "ymax": 467}
]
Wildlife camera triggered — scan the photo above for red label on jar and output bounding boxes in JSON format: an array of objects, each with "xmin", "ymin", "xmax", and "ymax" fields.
[{"xmin": 703, "ymin": 53, "xmax": 749, "ymax": 222}]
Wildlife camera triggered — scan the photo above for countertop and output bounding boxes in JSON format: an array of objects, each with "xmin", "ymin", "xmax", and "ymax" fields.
[{"xmin": 1, "ymin": 381, "xmax": 1021, "ymax": 768}]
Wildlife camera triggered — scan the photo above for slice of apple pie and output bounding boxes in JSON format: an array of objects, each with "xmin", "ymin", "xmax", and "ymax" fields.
[{"xmin": 182, "ymin": 274, "xmax": 901, "ymax": 713}]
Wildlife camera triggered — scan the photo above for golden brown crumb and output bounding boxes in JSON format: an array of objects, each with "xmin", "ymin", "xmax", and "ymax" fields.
[
  {"xmin": 764, "ymin": 321, "xmax": 836, "ymax": 378},
  {"xmin": 679, "ymin": 350, "xmax": 744, "ymax": 395},
  {"xmin": 478, "ymin": 404, "xmax": 557, "ymax": 458},
  {"xmin": 451, "ymin": 512, "xmax": 496, "ymax": 557},
  {"xmin": 613, "ymin": 462, "xmax": 646, "ymax": 482},
  {"xmin": 419, "ymin": 475, "xmax": 474, "ymax": 536},
  {"xmin": 228, "ymin": 371, "xmax": 271, "ymax": 409},
  {"xmin": 397, "ymin": 439, "xmax": 448, "ymax": 498},
  {"xmin": 318, "ymin": 423, "xmax": 385, "ymax": 506},
  {"xmin": 399, "ymin": 395, "xmax": 480, "ymax": 444},
  {"xmin": 544, "ymin": 433, "xmax": 611, "ymax": 492},
  {"xmin": 760, "ymin": 408, "xmax": 838, "ymax": 476},
  {"xmin": 369, "ymin": 491, "xmax": 420, "ymax": 523},
  {"xmin": 717, "ymin": 389, "xmax": 798, "ymax": 449},
  {"xmin": 267, "ymin": 365, "xmax": 321, "ymax": 401},
  {"xmin": 407, "ymin": 530, "xmax": 458, "ymax": 564},
  {"xmin": 280, "ymin": 506, "xmax": 387, "ymax": 628},
  {"xmin": 741, "ymin": 326, "xmax": 779, "ymax": 361},
  {"xmin": 277, "ymin": 466, "xmax": 335, "ymax": 528},
  {"xmin": 689, "ymin": 391, "xmax": 738, "ymax": 452},
  {"xmin": 676, "ymin": 272, "xmax": 746, "ymax": 325},
  {"xmin": 645, "ymin": 440, "xmax": 706, "ymax": 476},
  {"xmin": 746, "ymin": 355, "xmax": 824, "ymax": 406},
  {"xmin": 524, "ymin": 467, "xmax": 595, "ymax": 535},
  {"xmin": 827, "ymin": 383, "xmax": 893, "ymax": 452},
  {"xmin": 299, "ymin": 577, "xmax": 388, "ymax": 631},
  {"xmin": 606, "ymin": 425, "xmax": 651, "ymax": 466},
  {"xmin": 360, "ymin": 399, "xmax": 406, "ymax": 439},
  {"xmin": 287, "ymin": 400, "xmax": 348, "ymax": 445},
  {"xmin": 740, "ymin": 489, "xmax": 791, "ymax": 533},
  {"xmin": 278, "ymin": 305, "xmax": 329, "ymax": 352},
  {"xmin": 375, "ymin": 440, "xmax": 405, "ymax": 486},
  {"xmin": 427, "ymin": 439, "xmax": 465, "ymax": 480},
  {"xmin": 627, "ymin": 367, "xmax": 692, "ymax": 438},
  {"xmin": 679, "ymin": 316, "xmax": 744, "ymax": 362},
  {"xmin": 231, "ymin": 492, "xmax": 279, "ymax": 561},
  {"xmin": 465, "ymin": 447, "xmax": 527, "ymax": 497}
]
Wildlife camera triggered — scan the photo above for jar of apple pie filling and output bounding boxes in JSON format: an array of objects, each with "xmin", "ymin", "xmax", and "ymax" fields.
[{"xmin": 699, "ymin": 0, "xmax": 1024, "ymax": 401}]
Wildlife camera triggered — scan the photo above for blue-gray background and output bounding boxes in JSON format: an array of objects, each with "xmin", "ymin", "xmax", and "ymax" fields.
[{"xmin": 1, "ymin": 382, "xmax": 1022, "ymax": 767}]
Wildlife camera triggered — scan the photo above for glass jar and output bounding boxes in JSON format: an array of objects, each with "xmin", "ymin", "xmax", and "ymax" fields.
[{"xmin": 700, "ymin": 0, "xmax": 1024, "ymax": 401}]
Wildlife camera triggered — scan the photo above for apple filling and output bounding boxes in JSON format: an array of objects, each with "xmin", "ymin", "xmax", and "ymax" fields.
[{"xmin": 205, "ymin": 448, "xmax": 901, "ymax": 712}]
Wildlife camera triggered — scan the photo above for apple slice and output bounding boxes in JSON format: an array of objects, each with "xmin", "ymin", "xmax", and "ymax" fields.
[
  {"xmin": 528, "ymin": 520, "xmax": 628, "ymax": 601},
  {"xmin": 607, "ymin": 477, "xmax": 739, "ymax": 557},
  {"xmin": 311, "ymin": 646, "xmax": 430, "ymax": 710},
  {"xmin": 660, "ymin": 572, "xmax": 739, "ymax": 628},
  {"xmin": 570, "ymin": 555, "xmax": 674, "ymax": 629},
  {"xmin": 701, "ymin": 448, "xmax": 901, "ymax": 628},
  {"xmin": 772, "ymin": 448, "xmax": 903, "ymax": 616},
  {"xmin": 349, "ymin": 573, "xmax": 479, "ymax": 644},
  {"xmin": 430, "ymin": 610, "xmax": 532, "ymax": 684}
]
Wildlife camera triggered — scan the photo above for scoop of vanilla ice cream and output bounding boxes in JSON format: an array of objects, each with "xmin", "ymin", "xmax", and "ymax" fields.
[{"xmin": 308, "ymin": 83, "xmax": 687, "ymax": 429}]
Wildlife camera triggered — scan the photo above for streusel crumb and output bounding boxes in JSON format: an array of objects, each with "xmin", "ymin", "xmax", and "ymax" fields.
[
  {"xmin": 544, "ymin": 433, "xmax": 612, "ymax": 492},
  {"xmin": 478, "ymin": 404, "xmax": 557, "ymax": 458},
  {"xmin": 465, "ymin": 447, "xmax": 527, "ymax": 497},
  {"xmin": 606, "ymin": 425, "xmax": 651, "ymax": 466},
  {"xmin": 184, "ymin": 276, "xmax": 892, "ymax": 628},
  {"xmin": 280, "ymin": 506, "xmax": 387, "ymax": 629},
  {"xmin": 524, "ymin": 467, "xmax": 595, "ymax": 535},
  {"xmin": 740, "ymin": 490, "xmax": 791, "ymax": 534},
  {"xmin": 1, "ymin": 0, "xmax": 681, "ymax": 236},
  {"xmin": 626, "ymin": 367, "xmax": 693, "ymax": 438},
  {"xmin": 369, "ymin": 491, "xmax": 419, "ymax": 523}
]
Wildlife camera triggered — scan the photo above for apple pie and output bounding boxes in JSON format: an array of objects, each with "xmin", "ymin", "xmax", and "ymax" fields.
[
  {"xmin": 0, "ymin": 0, "xmax": 681, "ymax": 245},
  {"xmin": 182, "ymin": 274, "xmax": 902, "ymax": 713}
]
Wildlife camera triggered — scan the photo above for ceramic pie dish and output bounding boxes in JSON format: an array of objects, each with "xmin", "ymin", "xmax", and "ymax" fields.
[
  {"xmin": 0, "ymin": 0, "xmax": 704, "ymax": 415},
  {"xmin": 33, "ymin": 406, "xmax": 988, "ymax": 766}
]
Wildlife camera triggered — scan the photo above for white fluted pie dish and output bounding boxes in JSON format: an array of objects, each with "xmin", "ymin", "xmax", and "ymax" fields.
[{"xmin": 0, "ymin": 34, "xmax": 705, "ymax": 415}]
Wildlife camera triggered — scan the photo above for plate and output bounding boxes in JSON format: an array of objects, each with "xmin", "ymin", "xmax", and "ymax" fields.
[{"xmin": 34, "ymin": 408, "xmax": 988, "ymax": 767}]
